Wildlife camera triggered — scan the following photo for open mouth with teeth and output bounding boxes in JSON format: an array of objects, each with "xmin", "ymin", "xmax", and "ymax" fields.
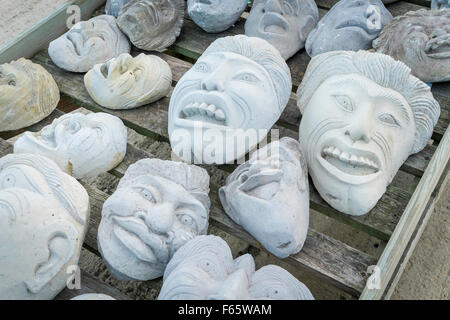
[
  {"xmin": 260, "ymin": 12, "xmax": 289, "ymax": 35},
  {"xmin": 179, "ymin": 102, "xmax": 227, "ymax": 126},
  {"xmin": 321, "ymin": 146, "xmax": 380, "ymax": 176}
]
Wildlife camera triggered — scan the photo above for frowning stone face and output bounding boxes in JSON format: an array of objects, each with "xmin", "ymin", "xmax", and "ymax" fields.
[
  {"xmin": 188, "ymin": 0, "xmax": 248, "ymax": 33},
  {"xmin": 373, "ymin": 9, "xmax": 450, "ymax": 83},
  {"xmin": 219, "ymin": 137, "xmax": 309, "ymax": 258},
  {"xmin": 98, "ymin": 158, "xmax": 210, "ymax": 281},
  {"xmin": 305, "ymin": 0, "xmax": 392, "ymax": 57},
  {"xmin": 297, "ymin": 51, "xmax": 440, "ymax": 216},
  {"xmin": 105, "ymin": 0, "xmax": 133, "ymax": 17},
  {"xmin": 158, "ymin": 235, "xmax": 315, "ymax": 300},
  {"xmin": 48, "ymin": 15, "xmax": 130, "ymax": 73},
  {"xmin": 117, "ymin": 0, "xmax": 185, "ymax": 52},
  {"xmin": 245, "ymin": 0, "xmax": 319, "ymax": 60},
  {"xmin": 84, "ymin": 53, "xmax": 172, "ymax": 109}
]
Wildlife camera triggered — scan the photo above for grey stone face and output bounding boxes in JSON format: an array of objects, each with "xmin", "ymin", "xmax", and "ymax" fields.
[
  {"xmin": 305, "ymin": 0, "xmax": 392, "ymax": 57},
  {"xmin": 117, "ymin": 0, "xmax": 185, "ymax": 52},
  {"xmin": 373, "ymin": 9, "xmax": 450, "ymax": 83},
  {"xmin": 105, "ymin": 0, "xmax": 133, "ymax": 17},
  {"xmin": 245, "ymin": 0, "xmax": 319, "ymax": 60},
  {"xmin": 188, "ymin": 0, "xmax": 248, "ymax": 33},
  {"xmin": 431, "ymin": 0, "xmax": 450, "ymax": 9}
]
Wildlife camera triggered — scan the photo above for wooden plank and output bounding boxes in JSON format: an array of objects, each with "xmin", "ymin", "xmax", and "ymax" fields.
[
  {"xmin": 0, "ymin": 0, "xmax": 106, "ymax": 64},
  {"xmin": 360, "ymin": 125, "xmax": 450, "ymax": 300}
]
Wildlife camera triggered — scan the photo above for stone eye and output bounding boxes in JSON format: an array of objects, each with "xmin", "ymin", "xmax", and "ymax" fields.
[
  {"xmin": 69, "ymin": 120, "xmax": 81, "ymax": 133},
  {"xmin": 2, "ymin": 174, "xmax": 15, "ymax": 188},
  {"xmin": 177, "ymin": 213, "xmax": 197, "ymax": 231},
  {"xmin": 333, "ymin": 95, "xmax": 354, "ymax": 112},
  {"xmin": 136, "ymin": 187, "xmax": 156, "ymax": 203},
  {"xmin": 379, "ymin": 113, "xmax": 400, "ymax": 127},
  {"xmin": 234, "ymin": 72, "xmax": 259, "ymax": 83},
  {"xmin": 8, "ymin": 80, "xmax": 16, "ymax": 86}
]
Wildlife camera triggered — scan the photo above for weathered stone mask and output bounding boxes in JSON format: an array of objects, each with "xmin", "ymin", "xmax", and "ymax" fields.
[
  {"xmin": 48, "ymin": 15, "xmax": 130, "ymax": 73},
  {"xmin": 168, "ymin": 35, "xmax": 291, "ymax": 164},
  {"xmin": 158, "ymin": 235, "xmax": 314, "ymax": 300},
  {"xmin": 431, "ymin": 0, "xmax": 450, "ymax": 9},
  {"xmin": 297, "ymin": 51, "xmax": 440, "ymax": 216},
  {"xmin": 305, "ymin": 0, "xmax": 392, "ymax": 57},
  {"xmin": 84, "ymin": 53, "xmax": 172, "ymax": 109},
  {"xmin": 105, "ymin": 0, "xmax": 133, "ymax": 17},
  {"xmin": 14, "ymin": 112, "xmax": 127, "ymax": 179},
  {"xmin": 373, "ymin": 9, "xmax": 450, "ymax": 83},
  {"xmin": 245, "ymin": 0, "xmax": 319, "ymax": 60},
  {"xmin": 117, "ymin": 0, "xmax": 185, "ymax": 52},
  {"xmin": 0, "ymin": 153, "xmax": 89, "ymax": 299},
  {"xmin": 219, "ymin": 137, "xmax": 309, "ymax": 258},
  {"xmin": 0, "ymin": 58, "xmax": 59, "ymax": 132},
  {"xmin": 188, "ymin": 0, "xmax": 248, "ymax": 33},
  {"xmin": 98, "ymin": 158, "xmax": 210, "ymax": 281}
]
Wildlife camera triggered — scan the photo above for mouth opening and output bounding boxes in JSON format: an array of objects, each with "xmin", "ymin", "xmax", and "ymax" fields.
[
  {"xmin": 321, "ymin": 145, "xmax": 380, "ymax": 176},
  {"xmin": 260, "ymin": 12, "xmax": 289, "ymax": 35},
  {"xmin": 179, "ymin": 102, "xmax": 227, "ymax": 126}
]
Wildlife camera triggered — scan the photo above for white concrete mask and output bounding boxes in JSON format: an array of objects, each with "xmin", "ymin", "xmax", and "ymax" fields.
[
  {"xmin": 0, "ymin": 153, "xmax": 89, "ymax": 300},
  {"xmin": 71, "ymin": 294, "xmax": 115, "ymax": 300},
  {"xmin": 98, "ymin": 158, "xmax": 210, "ymax": 281},
  {"xmin": 48, "ymin": 15, "xmax": 130, "ymax": 73},
  {"xmin": 245, "ymin": 0, "xmax": 319, "ymax": 60},
  {"xmin": 14, "ymin": 112, "xmax": 127, "ymax": 179},
  {"xmin": 84, "ymin": 53, "xmax": 172, "ymax": 109},
  {"xmin": 188, "ymin": 0, "xmax": 248, "ymax": 33},
  {"xmin": 219, "ymin": 137, "xmax": 309, "ymax": 258},
  {"xmin": 297, "ymin": 51, "xmax": 440, "ymax": 216},
  {"xmin": 168, "ymin": 35, "xmax": 291, "ymax": 164},
  {"xmin": 0, "ymin": 58, "xmax": 59, "ymax": 132},
  {"xmin": 158, "ymin": 235, "xmax": 314, "ymax": 300}
]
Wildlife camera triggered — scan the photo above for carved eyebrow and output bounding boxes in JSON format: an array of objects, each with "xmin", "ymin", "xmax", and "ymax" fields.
[{"xmin": 378, "ymin": 91, "xmax": 411, "ymax": 124}]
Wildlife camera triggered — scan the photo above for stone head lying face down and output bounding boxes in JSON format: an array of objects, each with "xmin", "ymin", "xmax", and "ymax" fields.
[
  {"xmin": 168, "ymin": 35, "xmax": 292, "ymax": 164},
  {"xmin": 48, "ymin": 15, "xmax": 130, "ymax": 73},
  {"xmin": 305, "ymin": 0, "xmax": 392, "ymax": 57},
  {"xmin": 98, "ymin": 158, "xmax": 210, "ymax": 280},
  {"xmin": 188, "ymin": 0, "xmax": 248, "ymax": 33},
  {"xmin": 14, "ymin": 112, "xmax": 127, "ymax": 179},
  {"xmin": 117, "ymin": 0, "xmax": 185, "ymax": 52},
  {"xmin": 297, "ymin": 51, "xmax": 440, "ymax": 216},
  {"xmin": 219, "ymin": 137, "xmax": 309, "ymax": 258},
  {"xmin": 0, "ymin": 153, "xmax": 89, "ymax": 299},
  {"xmin": 373, "ymin": 9, "xmax": 450, "ymax": 83},
  {"xmin": 105, "ymin": 0, "xmax": 133, "ymax": 17},
  {"xmin": 431, "ymin": 0, "xmax": 450, "ymax": 9},
  {"xmin": 84, "ymin": 53, "xmax": 172, "ymax": 109},
  {"xmin": 158, "ymin": 235, "xmax": 314, "ymax": 300},
  {"xmin": 245, "ymin": 0, "xmax": 319, "ymax": 60},
  {"xmin": 0, "ymin": 58, "xmax": 59, "ymax": 132}
]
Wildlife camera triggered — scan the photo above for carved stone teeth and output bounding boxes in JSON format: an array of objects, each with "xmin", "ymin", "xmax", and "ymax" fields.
[
  {"xmin": 215, "ymin": 109, "xmax": 225, "ymax": 121},
  {"xmin": 182, "ymin": 102, "xmax": 226, "ymax": 122},
  {"xmin": 322, "ymin": 146, "xmax": 378, "ymax": 170},
  {"xmin": 349, "ymin": 155, "xmax": 358, "ymax": 165},
  {"xmin": 339, "ymin": 152, "xmax": 350, "ymax": 162}
]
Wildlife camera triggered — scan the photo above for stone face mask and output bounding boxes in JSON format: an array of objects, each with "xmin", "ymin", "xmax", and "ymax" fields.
[
  {"xmin": 305, "ymin": 0, "xmax": 392, "ymax": 57},
  {"xmin": 188, "ymin": 0, "xmax": 248, "ymax": 33},
  {"xmin": 168, "ymin": 35, "xmax": 291, "ymax": 164},
  {"xmin": 219, "ymin": 137, "xmax": 309, "ymax": 258},
  {"xmin": 84, "ymin": 53, "xmax": 172, "ymax": 109},
  {"xmin": 245, "ymin": 0, "xmax": 319, "ymax": 60},
  {"xmin": 297, "ymin": 50, "xmax": 440, "ymax": 216},
  {"xmin": 373, "ymin": 9, "xmax": 450, "ymax": 83}
]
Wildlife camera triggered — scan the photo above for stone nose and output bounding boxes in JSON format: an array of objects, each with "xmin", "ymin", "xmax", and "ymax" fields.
[
  {"xmin": 264, "ymin": 0, "xmax": 283, "ymax": 14},
  {"xmin": 139, "ymin": 203, "xmax": 175, "ymax": 235}
]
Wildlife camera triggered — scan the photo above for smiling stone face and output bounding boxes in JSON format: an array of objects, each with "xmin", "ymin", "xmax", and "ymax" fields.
[
  {"xmin": 168, "ymin": 35, "xmax": 291, "ymax": 164},
  {"xmin": 14, "ymin": 112, "xmax": 127, "ymax": 179},
  {"xmin": 373, "ymin": 9, "xmax": 450, "ymax": 83},
  {"xmin": 98, "ymin": 158, "xmax": 210, "ymax": 281},
  {"xmin": 245, "ymin": 0, "xmax": 319, "ymax": 60},
  {"xmin": 305, "ymin": 0, "xmax": 392, "ymax": 57},
  {"xmin": 48, "ymin": 15, "xmax": 130, "ymax": 73},
  {"xmin": 297, "ymin": 51, "xmax": 440, "ymax": 216},
  {"xmin": 188, "ymin": 0, "xmax": 248, "ymax": 33},
  {"xmin": 158, "ymin": 235, "xmax": 314, "ymax": 300},
  {"xmin": 117, "ymin": 0, "xmax": 185, "ymax": 51},
  {"xmin": 219, "ymin": 137, "xmax": 309, "ymax": 258},
  {"xmin": 84, "ymin": 53, "xmax": 172, "ymax": 109}
]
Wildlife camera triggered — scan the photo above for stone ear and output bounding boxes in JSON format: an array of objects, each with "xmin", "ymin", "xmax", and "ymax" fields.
[
  {"xmin": 25, "ymin": 221, "xmax": 78, "ymax": 294},
  {"xmin": 218, "ymin": 186, "xmax": 240, "ymax": 224},
  {"xmin": 299, "ymin": 16, "xmax": 317, "ymax": 42}
]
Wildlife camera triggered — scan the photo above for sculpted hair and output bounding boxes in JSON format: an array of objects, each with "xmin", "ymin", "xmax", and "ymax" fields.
[
  {"xmin": 204, "ymin": 35, "xmax": 292, "ymax": 112},
  {"xmin": 297, "ymin": 50, "xmax": 440, "ymax": 154}
]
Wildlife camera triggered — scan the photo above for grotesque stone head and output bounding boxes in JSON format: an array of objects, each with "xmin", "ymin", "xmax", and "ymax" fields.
[
  {"xmin": 431, "ymin": 0, "xmax": 450, "ymax": 9},
  {"xmin": 105, "ymin": 0, "xmax": 133, "ymax": 17},
  {"xmin": 305, "ymin": 0, "xmax": 392, "ymax": 57},
  {"xmin": 98, "ymin": 158, "xmax": 210, "ymax": 280},
  {"xmin": 219, "ymin": 137, "xmax": 309, "ymax": 258},
  {"xmin": 245, "ymin": 0, "xmax": 319, "ymax": 60},
  {"xmin": 297, "ymin": 51, "xmax": 440, "ymax": 216},
  {"xmin": 0, "ymin": 58, "xmax": 59, "ymax": 132},
  {"xmin": 84, "ymin": 53, "xmax": 172, "ymax": 109},
  {"xmin": 373, "ymin": 9, "xmax": 450, "ymax": 83},
  {"xmin": 188, "ymin": 0, "xmax": 248, "ymax": 33},
  {"xmin": 14, "ymin": 112, "xmax": 127, "ymax": 179},
  {"xmin": 158, "ymin": 235, "xmax": 314, "ymax": 300},
  {"xmin": 117, "ymin": 0, "xmax": 185, "ymax": 52},
  {"xmin": 48, "ymin": 15, "xmax": 130, "ymax": 73},
  {"xmin": 0, "ymin": 153, "xmax": 89, "ymax": 299},
  {"xmin": 168, "ymin": 35, "xmax": 291, "ymax": 164}
]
